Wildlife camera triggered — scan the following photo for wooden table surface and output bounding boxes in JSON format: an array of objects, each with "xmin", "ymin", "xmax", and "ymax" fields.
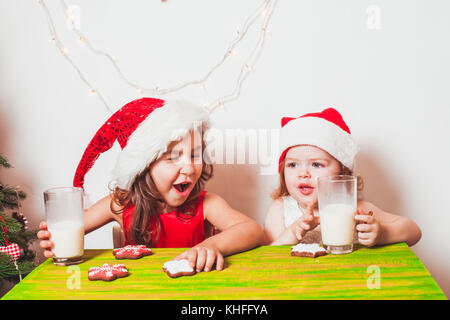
[{"xmin": 2, "ymin": 243, "xmax": 446, "ymax": 300}]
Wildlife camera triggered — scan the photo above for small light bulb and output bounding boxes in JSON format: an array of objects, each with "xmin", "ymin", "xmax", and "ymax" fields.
[
  {"xmin": 61, "ymin": 47, "xmax": 68, "ymax": 55},
  {"xmin": 89, "ymin": 89, "xmax": 96, "ymax": 96}
]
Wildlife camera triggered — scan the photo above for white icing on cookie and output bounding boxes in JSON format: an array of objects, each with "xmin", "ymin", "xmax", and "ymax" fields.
[
  {"xmin": 163, "ymin": 259, "xmax": 194, "ymax": 274},
  {"xmin": 291, "ymin": 243, "xmax": 326, "ymax": 254}
]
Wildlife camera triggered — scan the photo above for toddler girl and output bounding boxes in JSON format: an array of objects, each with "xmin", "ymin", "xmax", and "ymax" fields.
[
  {"xmin": 38, "ymin": 98, "xmax": 264, "ymax": 272},
  {"xmin": 264, "ymin": 107, "xmax": 422, "ymax": 247}
]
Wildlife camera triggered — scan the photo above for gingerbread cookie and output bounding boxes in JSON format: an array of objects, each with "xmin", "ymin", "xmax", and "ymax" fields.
[
  {"xmin": 88, "ymin": 264, "xmax": 129, "ymax": 281},
  {"xmin": 162, "ymin": 259, "xmax": 196, "ymax": 278},
  {"xmin": 113, "ymin": 245, "xmax": 153, "ymax": 259},
  {"xmin": 291, "ymin": 243, "xmax": 327, "ymax": 258}
]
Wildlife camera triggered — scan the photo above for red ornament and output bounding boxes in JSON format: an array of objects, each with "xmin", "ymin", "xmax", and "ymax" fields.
[
  {"xmin": 0, "ymin": 243, "xmax": 21, "ymax": 262},
  {"xmin": 0, "ymin": 215, "xmax": 22, "ymax": 261}
]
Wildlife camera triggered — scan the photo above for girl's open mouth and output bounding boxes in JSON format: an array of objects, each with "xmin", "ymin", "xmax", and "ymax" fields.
[
  {"xmin": 173, "ymin": 182, "xmax": 192, "ymax": 195},
  {"xmin": 298, "ymin": 183, "xmax": 314, "ymax": 196}
]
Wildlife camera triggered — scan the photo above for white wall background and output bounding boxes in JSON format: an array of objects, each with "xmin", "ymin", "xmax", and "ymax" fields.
[{"xmin": 0, "ymin": 0, "xmax": 448, "ymax": 297}]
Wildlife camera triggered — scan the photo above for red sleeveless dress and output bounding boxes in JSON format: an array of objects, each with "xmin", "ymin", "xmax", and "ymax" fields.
[{"xmin": 122, "ymin": 190, "xmax": 207, "ymax": 248}]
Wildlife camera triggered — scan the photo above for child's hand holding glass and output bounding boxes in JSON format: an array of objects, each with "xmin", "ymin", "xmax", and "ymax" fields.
[
  {"xmin": 37, "ymin": 221, "xmax": 54, "ymax": 258},
  {"xmin": 355, "ymin": 208, "xmax": 381, "ymax": 247}
]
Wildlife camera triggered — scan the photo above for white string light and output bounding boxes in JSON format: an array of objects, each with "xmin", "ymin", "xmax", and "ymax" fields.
[
  {"xmin": 38, "ymin": 0, "xmax": 113, "ymax": 114},
  {"xmin": 38, "ymin": 0, "xmax": 278, "ymax": 115},
  {"xmin": 207, "ymin": 0, "xmax": 278, "ymax": 114},
  {"xmin": 60, "ymin": 0, "xmax": 275, "ymax": 98}
]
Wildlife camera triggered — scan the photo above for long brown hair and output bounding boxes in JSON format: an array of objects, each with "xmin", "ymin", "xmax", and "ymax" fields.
[
  {"xmin": 110, "ymin": 123, "xmax": 213, "ymax": 246},
  {"xmin": 271, "ymin": 158, "xmax": 363, "ymax": 200}
]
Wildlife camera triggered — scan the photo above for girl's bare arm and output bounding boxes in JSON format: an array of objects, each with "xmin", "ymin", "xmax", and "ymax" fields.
[{"xmin": 202, "ymin": 192, "xmax": 264, "ymax": 256}]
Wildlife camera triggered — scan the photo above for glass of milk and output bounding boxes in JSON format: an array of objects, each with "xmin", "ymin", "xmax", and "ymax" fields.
[
  {"xmin": 317, "ymin": 175, "xmax": 357, "ymax": 254},
  {"xmin": 44, "ymin": 187, "xmax": 85, "ymax": 266}
]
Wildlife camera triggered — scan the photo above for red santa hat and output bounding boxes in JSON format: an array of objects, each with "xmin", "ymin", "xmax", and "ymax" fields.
[
  {"xmin": 278, "ymin": 107, "xmax": 358, "ymax": 172},
  {"xmin": 73, "ymin": 97, "xmax": 209, "ymax": 190}
]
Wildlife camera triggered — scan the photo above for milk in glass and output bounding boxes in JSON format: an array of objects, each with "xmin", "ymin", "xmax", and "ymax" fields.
[
  {"xmin": 319, "ymin": 203, "xmax": 355, "ymax": 246},
  {"xmin": 44, "ymin": 187, "xmax": 85, "ymax": 265},
  {"xmin": 317, "ymin": 175, "xmax": 357, "ymax": 254},
  {"xmin": 48, "ymin": 221, "xmax": 84, "ymax": 258}
]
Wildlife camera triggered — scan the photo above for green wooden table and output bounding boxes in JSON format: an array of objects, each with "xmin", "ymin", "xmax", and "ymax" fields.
[{"xmin": 1, "ymin": 243, "xmax": 446, "ymax": 300}]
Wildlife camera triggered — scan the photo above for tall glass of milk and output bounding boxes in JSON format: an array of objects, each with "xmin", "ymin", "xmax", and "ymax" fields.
[
  {"xmin": 44, "ymin": 187, "xmax": 84, "ymax": 266},
  {"xmin": 317, "ymin": 175, "xmax": 357, "ymax": 254}
]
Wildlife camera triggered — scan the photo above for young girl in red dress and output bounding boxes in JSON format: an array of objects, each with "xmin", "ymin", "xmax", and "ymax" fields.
[{"xmin": 38, "ymin": 98, "xmax": 264, "ymax": 272}]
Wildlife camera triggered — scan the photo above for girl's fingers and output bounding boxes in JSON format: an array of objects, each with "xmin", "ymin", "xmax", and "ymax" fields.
[
  {"xmin": 204, "ymin": 250, "xmax": 216, "ymax": 272},
  {"xmin": 171, "ymin": 248, "xmax": 223, "ymax": 273},
  {"xmin": 216, "ymin": 253, "xmax": 224, "ymax": 271},
  {"xmin": 358, "ymin": 232, "xmax": 372, "ymax": 240},
  {"xmin": 357, "ymin": 208, "xmax": 373, "ymax": 215},
  {"xmin": 300, "ymin": 222, "xmax": 310, "ymax": 230},
  {"xmin": 173, "ymin": 251, "xmax": 187, "ymax": 260},
  {"xmin": 188, "ymin": 251, "xmax": 198, "ymax": 269},
  {"xmin": 39, "ymin": 221, "xmax": 48, "ymax": 230},
  {"xmin": 359, "ymin": 238, "xmax": 375, "ymax": 247},
  {"xmin": 195, "ymin": 248, "xmax": 207, "ymax": 272},
  {"xmin": 301, "ymin": 215, "xmax": 313, "ymax": 223},
  {"xmin": 40, "ymin": 237, "xmax": 54, "ymax": 258},
  {"xmin": 356, "ymin": 224, "xmax": 371, "ymax": 232},
  {"xmin": 358, "ymin": 238, "xmax": 370, "ymax": 245},
  {"xmin": 177, "ymin": 250, "xmax": 196, "ymax": 269},
  {"xmin": 44, "ymin": 249, "xmax": 54, "ymax": 258},
  {"xmin": 39, "ymin": 240, "xmax": 53, "ymax": 249},
  {"xmin": 355, "ymin": 215, "xmax": 374, "ymax": 224},
  {"xmin": 37, "ymin": 230, "xmax": 50, "ymax": 240},
  {"xmin": 294, "ymin": 225, "xmax": 304, "ymax": 240}
]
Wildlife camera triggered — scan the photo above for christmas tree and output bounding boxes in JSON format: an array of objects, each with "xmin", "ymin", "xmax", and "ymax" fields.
[{"xmin": 0, "ymin": 154, "xmax": 37, "ymax": 289}]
